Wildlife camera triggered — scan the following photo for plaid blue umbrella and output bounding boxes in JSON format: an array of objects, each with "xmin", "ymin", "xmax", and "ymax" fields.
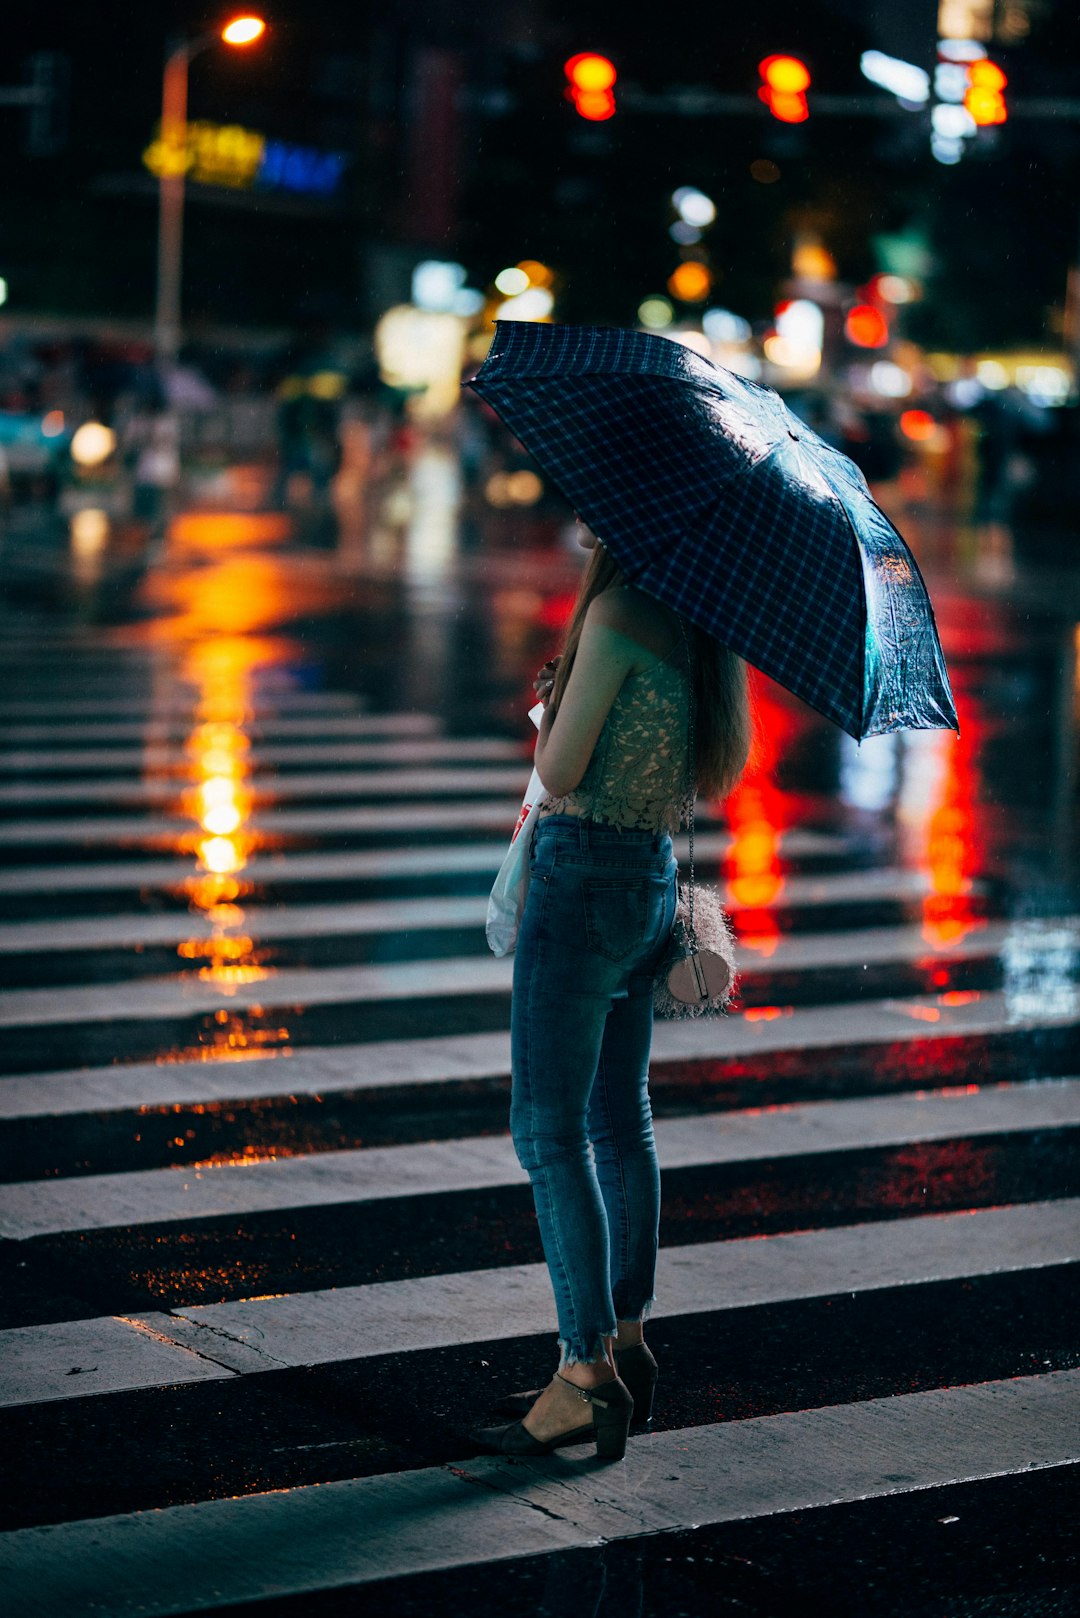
[{"xmin": 467, "ymin": 321, "xmax": 957, "ymax": 740}]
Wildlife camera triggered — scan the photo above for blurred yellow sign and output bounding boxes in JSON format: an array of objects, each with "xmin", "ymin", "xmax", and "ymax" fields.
[
  {"xmin": 144, "ymin": 121, "xmax": 265, "ymax": 188},
  {"xmin": 143, "ymin": 122, "xmax": 347, "ymax": 197}
]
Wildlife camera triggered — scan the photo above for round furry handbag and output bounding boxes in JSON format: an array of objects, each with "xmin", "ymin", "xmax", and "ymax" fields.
[
  {"xmin": 654, "ymin": 881, "xmax": 737, "ymax": 1018},
  {"xmin": 653, "ymin": 621, "xmax": 739, "ymax": 1019}
]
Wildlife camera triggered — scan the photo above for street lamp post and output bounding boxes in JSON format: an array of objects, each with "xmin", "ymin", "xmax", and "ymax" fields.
[{"xmin": 153, "ymin": 16, "xmax": 266, "ymax": 368}]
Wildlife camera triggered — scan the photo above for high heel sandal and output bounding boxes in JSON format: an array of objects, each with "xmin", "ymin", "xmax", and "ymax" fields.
[
  {"xmin": 493, "ymin": 1342, "xmax": 659, "ymax": 1426},
  {"xmin": 471, "ymin": 1372, "xmax": 634, "ymax": 1462}
]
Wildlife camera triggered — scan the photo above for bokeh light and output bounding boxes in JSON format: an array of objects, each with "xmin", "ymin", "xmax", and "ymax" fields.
[
  {"xmin": 672, "ymin": 187, "xmax": 716, "ymax": 227},
  {"xmin": 494, "ymin": 266, "xmax": 530, "ymax": 297},
  {"xmin": 70, "ymin": 421, "xmax": 116, "ymax": 467},
  {"xmin": 638, "ymin": 296, "xmax": 674, "ymax": 329},
  {"xmin": 899, "ymin": 408, "xmax": 937, "ymax": 441},
  {"xmin": 844, "ymin": 304, "xmax": 890, "ymax": 348},
  {"xmin": 667, "ymin": 262, "xmax": 713, "ymax": 303}
]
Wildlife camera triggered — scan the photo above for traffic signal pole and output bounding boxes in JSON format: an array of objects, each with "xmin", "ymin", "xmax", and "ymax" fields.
[
  {"xmin": 615, "ymin": 87, "xmax": 1080, "ymax": 118},
  {"xmin": 155, "ymin": 42, "xmax": 190, "ymax": 367}
]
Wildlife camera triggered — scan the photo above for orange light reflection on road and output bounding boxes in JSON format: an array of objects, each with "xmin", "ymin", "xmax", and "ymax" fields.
[{"xmin": 173, "ymin": 629, "xmax": 276, "ymax": 1010}]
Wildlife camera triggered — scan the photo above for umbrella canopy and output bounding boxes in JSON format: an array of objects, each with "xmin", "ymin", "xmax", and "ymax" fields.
[{"xmin": 467, "ymin": 321, "xmax": 957, "ymax": 740}]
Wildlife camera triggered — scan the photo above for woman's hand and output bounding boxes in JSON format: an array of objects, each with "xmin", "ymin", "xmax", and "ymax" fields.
[{"xmin": 533, "ymin": 657, "xmax": 561, "ymax": 707}]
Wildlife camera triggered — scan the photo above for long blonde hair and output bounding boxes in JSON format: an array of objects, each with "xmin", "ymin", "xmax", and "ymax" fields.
[{"xmin": 549, "ymin": 546, "xmax": 751, "ymax": 799}]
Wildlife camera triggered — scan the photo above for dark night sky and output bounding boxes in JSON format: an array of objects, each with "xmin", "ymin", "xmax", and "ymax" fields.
[{"xmin": 3, "ymin": 1, "xmax": 1080, "ymax": 344}]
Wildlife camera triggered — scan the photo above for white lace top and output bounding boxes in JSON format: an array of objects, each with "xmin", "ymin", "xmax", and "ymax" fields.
[{"xmin": 539, "ymin": 633, "xmax": 695, "ymax": 835}]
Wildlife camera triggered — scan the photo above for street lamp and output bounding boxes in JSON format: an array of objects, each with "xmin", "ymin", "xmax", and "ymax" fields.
[{"xmin": 154, "ymin": 15, "xmax": 266, "ymax": 365}]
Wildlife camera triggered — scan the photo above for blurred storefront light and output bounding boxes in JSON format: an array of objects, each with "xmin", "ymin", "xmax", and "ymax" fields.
[
  {"xmin": 947, "ymin": 377, "xmax": 984, "ymax": 407},
  {"xmin": 1016, "ymin": 364, "xmax": 1070, "ymax": 405},
  {"xmin": 876, "ymin": 274, "xmax": 916, "ymax": 303},
  {"xmin": 374, "ymin": 306, "xmax": 467, "ymax": 419},
  {"xmin": 860, "ymin": 50, "xmax": 930, "ymax": 105},
  {"xmin": 703, "ymin": 308, "xmax": 751, "ymax": 343},
  {"xmin": 766, "ymin": 299, "xmax": 823, "ymax": 378},
  {"xmin": 931, "ymin": 135, "xmax": 964, "ymax": 164},
  {"xmin": 0, "ymin": 278, "xmax": 7, "ymax": 307},
  {"xmin": 143, "ymin": 118, "xmax": 347, "ymax": 199},
  {"xmin": 975, "ymin": 359, "xmax": 1009, "ymax": 389},
  {"xmin": 672, "ymin": 187, "xmax": 716, "ymax": 227},
  {"xmin": 938, "ymin": 0, "xmax": 993, "ymax": 41},
  {"xmin": 41, "ymin": 410, "xmax": 65, "ymax": 437},
  {"xmin": 496, "ymin": 287, "xmax": 554, "ymax": 321},
  {"xmin": 932, "ymin": 102, "xmax": 976, "ymax": 138},
  {"xmin": 667, "ymin": 261, "xmax": 713, "ymax": 303},
  {"xmin": 670, "ymin": 221, "xmax": 702, "ymax": 245},
  {"xmin": 938, "ymin": 36, "xmax": 989, "ymax": 60},
  {"xmin": 844, "ymin": 304, "xmax": 889, "ymax": 348},
  {"xmin": 869, "ymin": 360, "xmax": 913, "ymax": 397},
  {"xmin": 899, "ymin": 408, "xmax": 938, "ymax": 441},
  {"xmin": 517, "ymin": 260, "xmax": 554, "ymax": 288},
  {"xmin": 486, "ymin": 469, "xmax": 543, "ymax": 507},
  {"xmin": 638, "ymin": 296, "xmax": 674, "ymax": 329},
  {"xmin": 412, "ymin": 259, "xmax": 467, "ymax": 311},
  {"xmin": 791, "ymin": 238, "xmax": 836, "ymax": 282},
  {"xmin": 935, "ymin": 62, "xmax": 971, "ymax": 101},
  {"xmin": 70, "ymin": 421, "xmax": 117, "ymax": 467},
  {"xmin": 494, "ymin": 266, "xmax": 530, "ymax": 297}
]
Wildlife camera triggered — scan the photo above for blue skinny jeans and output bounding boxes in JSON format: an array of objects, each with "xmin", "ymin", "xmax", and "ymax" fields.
[{"xmin": 510, "ymin": 814, "xmax": 678, "ymax": 1367}]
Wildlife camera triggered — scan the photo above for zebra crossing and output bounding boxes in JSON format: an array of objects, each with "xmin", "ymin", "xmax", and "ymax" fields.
[{"xmin": 1, "ymin": 629, "xmax": 1078, "ymax": 1617}]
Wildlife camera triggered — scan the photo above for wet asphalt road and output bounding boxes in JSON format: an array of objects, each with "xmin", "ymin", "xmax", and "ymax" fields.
[{"xmin": 0, "ymin": 498, "xmax": 1078, "ymax": 1615}]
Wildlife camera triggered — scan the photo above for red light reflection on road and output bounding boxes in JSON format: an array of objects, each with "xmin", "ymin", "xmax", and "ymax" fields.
[
  {"xmin": 726, "ymin": 672, "xmax": 805, "ymax": 958},
  {"xmin": 915, "ymin": 694, "xmax": 985, "ymax": 949}
]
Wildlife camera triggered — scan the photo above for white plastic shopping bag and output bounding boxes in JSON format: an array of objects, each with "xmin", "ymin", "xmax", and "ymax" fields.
[{"xmin": 486, "ymin": 702, "xmax": 547, "ymax": 957}]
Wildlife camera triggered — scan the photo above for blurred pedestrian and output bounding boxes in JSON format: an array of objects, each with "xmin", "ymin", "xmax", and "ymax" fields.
[
  {"xmin": 972, "ymin": 385, "xmax": 1043, "ymax": 585},
  {"xmin": 270, "ymin": 329, "xmax": 346, "ymax": 515},
  {"xmin": 472, "ymin": 517, "xmax": 750, "ymax": 1460},
  {"xmin": 121, "ymin": 376, "xmax": 178, "ymax": 540}
]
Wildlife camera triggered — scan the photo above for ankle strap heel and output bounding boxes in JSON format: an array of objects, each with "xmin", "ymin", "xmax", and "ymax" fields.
[
  {"xmin": 615, "ymin": 1342, "xmax": 659, "ymax": 1426},
  {"xmin": 556, "ymin": 1373, "xmax": 634, "ymax": 1461}
]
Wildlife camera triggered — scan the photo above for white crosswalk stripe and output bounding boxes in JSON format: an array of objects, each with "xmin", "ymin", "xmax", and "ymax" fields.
[
  {"xmin": 2, "ymin": 1081, "xmax": 1076, "ymax": 1237},
  {"xmin": 2, "ymin": 989, "xmax": 1064, "ymax": 1121},
  {"xmin": 0, "ymin": 828, "xmax": 851, "ymax": 896},
  {"xmin": 0, "ymin": 764, "xmax": 535, "ymax": 807},
  {"xmin": 5, "ymin": 1201, "xmax": 1078, "ymax": 1405},
  {"xmin": 0, "ymin": 920, "xmax": 1022, "ymax": 1029},
  {"xmin": 2, "ymin": 1373, "xmax": 1078, "ymax": 1614},
  {"xmin": 0, "ymin": 736, "xmax": 528, "ymax": 772},
  {"xmin": 0, "ymin": 713, "xmax": 439, "ymax": 743}
]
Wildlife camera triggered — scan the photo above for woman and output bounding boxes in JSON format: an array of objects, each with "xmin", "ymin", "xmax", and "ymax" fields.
[{"xmin": 473, "ymin": 519, "xmax": 751, "ymax": 1461}]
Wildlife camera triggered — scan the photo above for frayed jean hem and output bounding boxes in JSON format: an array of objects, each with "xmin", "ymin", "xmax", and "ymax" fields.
[
  {"xmin": 558, "ymin": 1331, "xmax": 617, "ymax": 1369},
  {"xmin": 617, "ymin": 1295, "xmax": 655, "ymax": 1325}
]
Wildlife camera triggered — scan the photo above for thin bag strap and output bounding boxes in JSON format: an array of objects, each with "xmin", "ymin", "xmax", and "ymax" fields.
[{"xmin": 676, "ymin": 619, "xmax": 697, "ymax": 948}]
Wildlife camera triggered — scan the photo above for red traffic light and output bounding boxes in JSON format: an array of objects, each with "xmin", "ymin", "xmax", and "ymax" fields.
[
  {"xmin": 564, "ymin": 53, "xmax": 617, "ymax": 121},
  {"xmin": 758, "ymin": 55, "xmax": 810, "ymax": 123},
  {"xmin": 964, "ymin": 58, "xmax": 1007, "ymax": 125}
]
